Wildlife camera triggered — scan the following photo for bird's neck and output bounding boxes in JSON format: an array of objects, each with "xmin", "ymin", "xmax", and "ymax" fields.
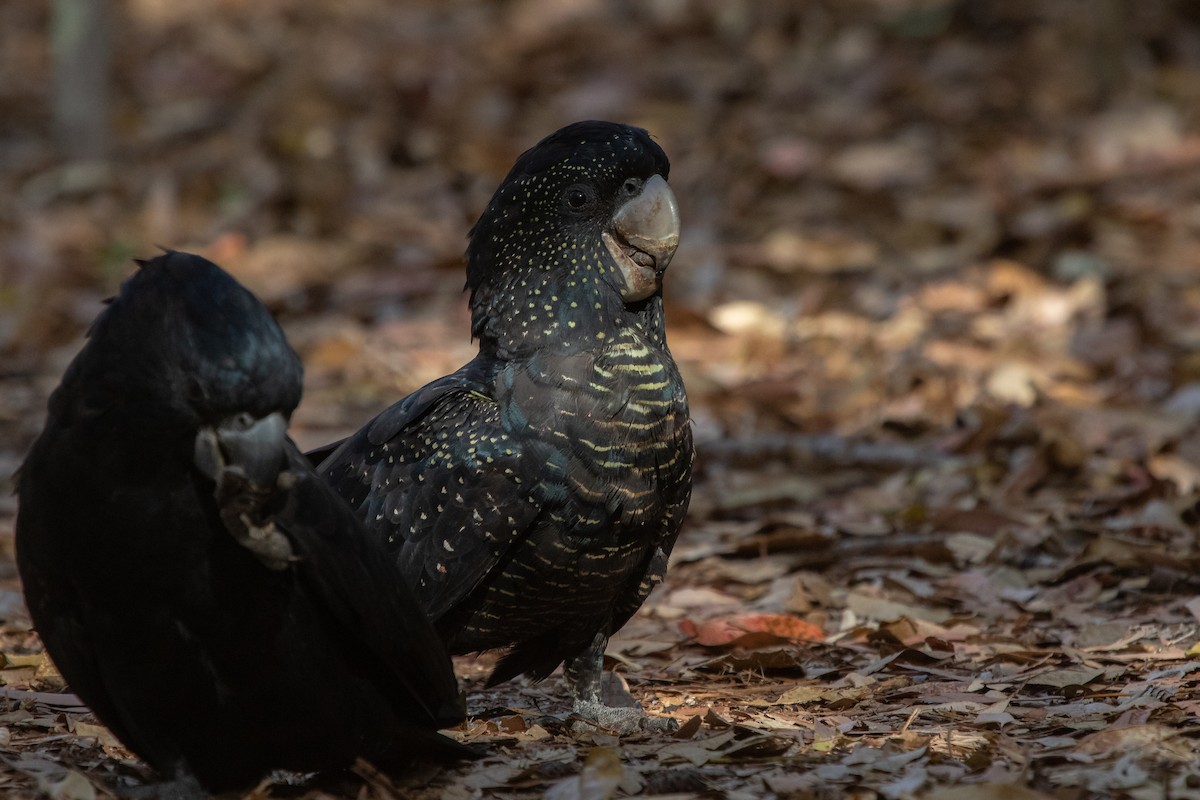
[{"xmin": 472, "ymin": 267, "xmax": 668, "ymax": 361}]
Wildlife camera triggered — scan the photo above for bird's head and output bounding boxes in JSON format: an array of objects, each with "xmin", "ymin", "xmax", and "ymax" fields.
[
  {"xmin": 67, "ymin": 251, "xmax": 303, "ymax": 440},
  {"xmin": 466, "ymin": 120, "xmax": 680, "ymax": 354}
]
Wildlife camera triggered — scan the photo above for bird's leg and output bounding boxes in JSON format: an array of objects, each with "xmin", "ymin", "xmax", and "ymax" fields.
[
  {"xmin": 564, "ymin": 632, "xmax": 605, "ymax": 706},
  {"xmin": 210, "ymin": 468, "xmax": 296, "ymax": 571},
  {"xmin": 564, "ymin": 632, "xmax": 677, "ymax": 735}
]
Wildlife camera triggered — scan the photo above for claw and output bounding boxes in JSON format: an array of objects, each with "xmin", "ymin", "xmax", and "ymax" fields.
[{"xmin": 194, "ymin": 412, "xmax": 295, "ymax": 570}]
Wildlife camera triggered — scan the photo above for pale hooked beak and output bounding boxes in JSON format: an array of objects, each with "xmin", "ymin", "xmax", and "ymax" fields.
[
  {"xmin": 602, "ymin": 174, "xmax": 681, "ymax": 302},
  {"xmin": 193, "ymin": 411, "xmax": 288, "ymax": 489}
]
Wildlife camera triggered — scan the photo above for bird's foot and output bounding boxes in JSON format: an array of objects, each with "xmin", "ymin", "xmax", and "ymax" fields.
[
  {"xmin": 570, "ymin": 699, "xmax": 679, "ymax": 735},
  {"xmin": 561, "ymin": 635, "xmax": 676, "ymax": 735},
  {"xmin": 567, "ymin": 670, "xmax": 678, "ymax": 735},
  {"xmin": 194, "ymin": 415, "xmax": 297, "ymax": 570},
  {"xmin": 226, "ymin": 508, "xmax": 295, "ymax": 571},
  {"xmin": 212, "ymin": 470, "xmax": 296, "ymax": 571}
]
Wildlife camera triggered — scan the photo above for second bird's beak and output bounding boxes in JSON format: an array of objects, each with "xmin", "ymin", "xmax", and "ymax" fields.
[
  {"xmin": 194, "ymin": 411, "xmax": 288, "ymax": 490},
  {"xmin": 603, "ymin": 174, "xmax": 681, "ymax": 302}
]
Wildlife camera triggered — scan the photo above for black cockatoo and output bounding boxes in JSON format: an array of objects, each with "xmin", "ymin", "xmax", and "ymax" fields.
[
  {"xmin": 314, "ymin": 121, "xmax": 693, "ymax": 730},
  {"xmin": 16, "ymin": 252, "xmax": 467, "ymax": 792}
]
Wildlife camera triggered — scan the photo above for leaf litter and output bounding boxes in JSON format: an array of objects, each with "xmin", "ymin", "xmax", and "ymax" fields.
[{"xmin": 3, "ymin": 0, "xmax": 1200, "ymax": 797}]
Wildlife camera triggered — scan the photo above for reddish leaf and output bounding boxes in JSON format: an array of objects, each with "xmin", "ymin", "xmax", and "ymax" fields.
[{"xmin": 679, "ymin": 613, "xmax": 824, "ymax": 647}]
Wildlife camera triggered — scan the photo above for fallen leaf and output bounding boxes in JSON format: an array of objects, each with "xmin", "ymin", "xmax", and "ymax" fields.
[
  {"xmin": 1027, "ymin": 667, "xmax": 1105, "ymax": 689},
  {"xmin": 656, "ymin": 731, "xmax": 738, "ymax": 766},
  {"xmin": 845, "ymin": 592, "xmax": 953, "ymax": 624},
  {"xmin": 1077, "ymin": 724, "xmax": 1190, "ymax": 759},
  {"xmin": 42, "ymin": 771, "xmax": 95, "ymax": 800},
  {"xmin": 71, "ymin": 722, "xmax": 122, "ymax": 750},
  {"xmin": 974, "ymin": 710, "xmax": 1016, "ymax": 727},
  {"xmin": 679, "ymin": 613, "xmax": 824, "ymax": 647},
  {"xmin": 671, "ymin": 714, "xmax": 703, "ymax": 739},
  {"xmin": 775, "ymin": 683, "xmax": 871, "ymax": 707},
  {"xmin": 922, "ymin": 784, "xmax": 1056, "ymax": 800},
  {"xmin": 544, "ymin": 748, "xmax": 623, "ymax": 800}
]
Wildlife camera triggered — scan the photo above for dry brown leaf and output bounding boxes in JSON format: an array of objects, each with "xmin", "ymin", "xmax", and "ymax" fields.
[
  {"xmin": 1026, "ymin": 667, "xmax": 1105, "ymax": 689},
  {"xmin": 845, "ymin": 592, "xmax": 953, "ymax": 625},
  {"xmin": 543, "ymin": 748, "xmax": 623, "ymax": 800},
  {"xmin": 655, "ymin": 731, "xmax": 737, "ymax": 767},
  {"xmin": 1076, "ymin": 724, "xmax": 1193, "ymax": 760},
  {"xmin": 679, "ymin": 613, "xmax": 824, "ymax": 648},
  {"xmin": 922, "ymin": 784, "xmax": 1056, "ymax": 800},
  {"xmin": 71, "ymin": 721, "xmax": 122, "ymax": 750},
  {"xmin": 42, "ymin": 771, "xmax": 96, "ymax": 800},
  {"xmin": 775, "ymin": 683, "xmax": 871, "ymax": 707}
]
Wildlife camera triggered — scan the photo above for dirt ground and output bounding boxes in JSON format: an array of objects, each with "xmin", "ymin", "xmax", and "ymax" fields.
[{"xmin": 2, "ymin": 1, "xmax": 1200, "ymax": 797}]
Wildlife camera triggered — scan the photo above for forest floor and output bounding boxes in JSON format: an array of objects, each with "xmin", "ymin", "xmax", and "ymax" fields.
[{"xmin": 2, "ymin": 1, "xmax": 1200, "ymax": 798}]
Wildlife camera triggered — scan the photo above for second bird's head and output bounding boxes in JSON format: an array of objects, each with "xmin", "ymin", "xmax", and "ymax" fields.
[
  {"xmin": 465, "ymin": 120, "xmax": 680, "ymax": 352},
  {"xmin": 63, "ymin": 252, "xmax": 302, "ymax": 470}
]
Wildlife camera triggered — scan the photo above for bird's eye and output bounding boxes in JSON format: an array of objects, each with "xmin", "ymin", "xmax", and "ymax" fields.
[{"xmin": 564, "ymin": 186, "xmax": 591, "ymax": 210}]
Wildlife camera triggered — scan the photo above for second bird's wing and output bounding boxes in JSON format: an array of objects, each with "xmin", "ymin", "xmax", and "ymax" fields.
[{"xmin": 314, "ymin": 363, "xmax": 551, "ymax": 623}]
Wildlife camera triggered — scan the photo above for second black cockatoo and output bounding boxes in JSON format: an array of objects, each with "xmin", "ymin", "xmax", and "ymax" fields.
[
  {"xmin": 16, "ymin": 252, "xmax": 467, "ymax": 793},
  {"xmin": 314, "ymin": 121, "xmax": 693, "ymax": 729}
]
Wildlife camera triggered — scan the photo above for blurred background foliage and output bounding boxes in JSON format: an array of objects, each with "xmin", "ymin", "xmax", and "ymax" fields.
[{"xmin": 2, "ymin": 0, "xmax": 1200, "ymax": 462}]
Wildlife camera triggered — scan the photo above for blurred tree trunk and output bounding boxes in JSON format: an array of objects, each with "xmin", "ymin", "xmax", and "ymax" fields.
[
  {"xmin": 52, "ymin": 0, "xmax": 111, "ymax": 161},
  {"xmin": 1089, "ymin": 0, "xmax": 1126, "ymax": 102}
]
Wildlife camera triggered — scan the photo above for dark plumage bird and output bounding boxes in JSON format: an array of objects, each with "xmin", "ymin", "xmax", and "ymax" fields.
[
  {"xmin": 314, "ymin": 121, "xmax": 693, "ymax": 725},
  {"xmin": 16, "ymin": 252, "xmax": 466, "ymax": 792}
]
